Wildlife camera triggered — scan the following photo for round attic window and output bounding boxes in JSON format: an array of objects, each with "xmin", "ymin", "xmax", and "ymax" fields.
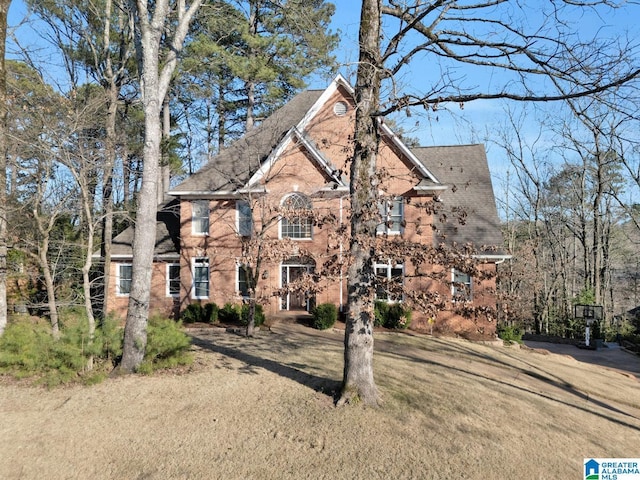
[{"xmin": 333, "ymin": 101, "xmax": 348, "ymax": 116}]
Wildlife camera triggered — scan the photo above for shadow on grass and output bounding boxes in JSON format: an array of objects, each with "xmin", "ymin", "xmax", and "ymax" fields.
[
  {"xmin": 188, "ymin": 332, "xmax": 341, "ymax": 401},
  {"xmin": 375, "ymin": 340, "xmax": 640, "ymax": 431}
]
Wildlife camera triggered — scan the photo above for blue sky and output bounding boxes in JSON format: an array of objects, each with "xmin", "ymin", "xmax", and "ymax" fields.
[{"xmin": 7, "ymin": 0, "xmax": 640, "ymax": 212}]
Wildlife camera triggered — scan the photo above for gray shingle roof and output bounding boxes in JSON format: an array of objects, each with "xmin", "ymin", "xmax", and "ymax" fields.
[
  {"xmin": 411, "ymin": 144, "xmax": 505, "ymax": 255},
  {"xmin": 107, "ymin": 89, "xmax": 505, "ymax": 259},
  {"xmin": 108, "ymin": 199, "xmax": 181, "ymax": 258},
  {"xmin": 171, "ymin": 89, "xmax": 324, "ymax": 194}
]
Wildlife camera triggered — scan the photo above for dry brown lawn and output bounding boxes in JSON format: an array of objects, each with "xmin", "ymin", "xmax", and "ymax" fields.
[{"xmin": 1, "ymin": 322, "xmax": 639, "ymax": 480}]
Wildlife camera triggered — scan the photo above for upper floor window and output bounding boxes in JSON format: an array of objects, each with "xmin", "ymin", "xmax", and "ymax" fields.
[
  {"xmin": 374, "ymin": 260, "xmax": 404, "ymax": 302},
  {"xmin": 192, "ymin": 200, "xmax": 209, "ymax": 235},
  {"xmin": 192, "ymin": 257, "xmax": 210, "ymax": 299},
  {"xmin": 377, "ymin": 197, "xmax": 404, "ymax": 235},
  {"xmin": 117, "ymin": 264, "xmax": 132, "ymax": 296},
  {"xmin": 167, "ymin": 264, "xmax": 180, "ymax": 297},
  {"xmin": 281, "ymin": 193, "xmax": 312, "ymax": 239},
  {"xmin": 237, "ymin": 200, "xmax": 253, "ymax": 237},
  {"xmin": 452, "ymin": 269, "xmax": 472, "ymax": 301}
]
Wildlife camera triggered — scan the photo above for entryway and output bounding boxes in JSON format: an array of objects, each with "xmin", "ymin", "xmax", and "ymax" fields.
[{"xmin": 280, "ymin": 258, "xmax": 315, "ymax": 312}]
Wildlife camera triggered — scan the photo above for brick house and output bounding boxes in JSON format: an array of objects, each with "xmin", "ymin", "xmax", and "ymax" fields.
[{"xmin": 104, "ymin": 75, "xmax": 508, "ymax": 337}]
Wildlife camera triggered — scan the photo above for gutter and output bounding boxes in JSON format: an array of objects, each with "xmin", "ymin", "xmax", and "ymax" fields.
[{"xmin": 473, "ymin": 254, "xmax": 512, "ymax": 264}]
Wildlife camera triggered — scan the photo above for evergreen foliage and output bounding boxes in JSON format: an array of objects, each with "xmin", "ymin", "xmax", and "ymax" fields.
[
  {"xmin": 137, "ymin": 316, "xmax": 193, "ymax": 374},
  {"xmin": 179, "ymin": 0, "xmax": 338, "ymax": 151},
  {"xmin": 374, "ymin": 301, "xmax": 412, "ymax": 330},
  {"xmin": 0, "ymin": 313, "xmax": 192, "ymax": 385},
  {"xmin": 240, "ymin": 303, "xmax": 265, "ymax": 327},
  {"xmin": 311, "ymin": 303, "xmax": 337, "ymax": 330},
  {"xmin": 219, "ymin": 303, "xmax": 241, "ymax": 323},
  {"xmin": 181, "ymin": 303, "xmax": 220, "ymax": 324},
  {"xmin": 497, "ymin": 324, "xmax": 523, "ymax": 344}
]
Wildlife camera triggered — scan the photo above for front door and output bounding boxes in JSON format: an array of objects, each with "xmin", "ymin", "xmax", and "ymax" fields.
[{"xmin": 281, "ymin": 263, "xmax": 314, "ymax": 311}]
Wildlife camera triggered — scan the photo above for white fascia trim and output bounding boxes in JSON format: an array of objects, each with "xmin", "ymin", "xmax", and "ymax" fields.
[
  {"xmin": 218, "ymin": 75, "xmax": 355, "ymax": 192},
  {"xmin": 106, "ymin": 254, "xmax": 181, "ymax": 261},
  {"xmin": 296, "ymin": 74, "xmax": 354, "ymax": 132},
  {"xmin": 318, "ymin": 185, "xmax": 349, "ymax": 192},
  {"xmin": 379, "ymin": 121, "xmax": 441, "ymax": 184},
  {"xmin": 292, "ymin": 127, "xmax": 346, "ymax": 186},
  {"xmin": 413, "ymin": 185, "xmax": 449, "ymax": 192},
  {"xmin": 246, "ymin": 129, "xmax": 296, "ymax": 187},
  {"xmin": 472, "ymin": 254, "xmax": 513, "ymax": 264},
  {"xmin": 167, "ymin": 189, "xmax": 266, "ymax": 199}
]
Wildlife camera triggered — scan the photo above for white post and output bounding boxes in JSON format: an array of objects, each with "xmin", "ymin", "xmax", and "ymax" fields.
[{"xmin": 585, "ymin": 325, "xmax": 590, "ymax": 347}]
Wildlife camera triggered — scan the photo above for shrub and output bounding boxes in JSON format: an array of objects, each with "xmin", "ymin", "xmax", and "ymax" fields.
[
  {"xmin": 204, "ymin": 302, "xmax": 219, "ymax": 323},
  {"xmin": 0, "ymin": 315, "xmax": 193, "ymax": 382},
  {"xmin": 386, "ymin": 304, "xmax": 412, "ymax": 330},
  {"xmin": 312, "ymin": 303, "xmax": 337, "ymax": 330},
  {"xmin": 181, "ymin": 303, "xmax": 204, "ymax": 323},
  {"xmin": 0, "ymin": 319, "xmax": 55, "ymax": 375},
  {"xmin": 497, "ymin": 324, "xmax": 523, "ymax": 344},
  {"xmin": 241, "ymin": 303, "xmax": 265, "ymax": 327},
  {"xmin": 374, "ymin": 301, "xmax": 389, "ymax": 327},
  {"xmin": 95, "ymin": 316, "xmax": 124, "ymax": 364},
  {"xmin": 219, "ymin": 303, "xmax": 241, "ymax": 323},
  {"xmin": 137, "ymin": 316, "xmax": 193, "ymax": 374},
  {"xmin": 180, "ymin": 303, "xmax": 219, "ymax": 324},
  {"xmin": 0, "ymin": 316, "xmax": 124, "ymax": 386},
  {"xmin": 374, "ymin": 301, "xmax": 411, "ymax": 329}
]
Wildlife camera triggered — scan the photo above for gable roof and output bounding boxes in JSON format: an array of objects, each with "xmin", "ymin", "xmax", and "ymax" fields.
[
  {"xmin": 169, "ymin": 89, "xmax": 325, "ymax": 197},
  {"xmin": 114, "ymin": 80, "xmax": 505, "ymax": 260},
  {"xmin": 411, "ymin": 144, "xmax": 506, "ymax": 256},
  {"xmin": 169, "ymin": 75, "xmax": 443, "ymax": 197}
]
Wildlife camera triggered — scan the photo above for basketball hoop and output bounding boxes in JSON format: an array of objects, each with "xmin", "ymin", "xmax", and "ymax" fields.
[{"xmin": 574, "ymin": 304, "xmax": 603, "ymax": 347}]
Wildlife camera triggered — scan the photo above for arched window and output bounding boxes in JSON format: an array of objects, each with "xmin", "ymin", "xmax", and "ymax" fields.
[{"xmin": 281, "ymin": 193, "xmax": 312, "ymax": 239}]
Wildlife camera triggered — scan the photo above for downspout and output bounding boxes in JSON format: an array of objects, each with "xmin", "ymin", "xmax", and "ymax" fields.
[{"xmin": 339, "ymin": 195, "xmax": 344, "ymax": 311}]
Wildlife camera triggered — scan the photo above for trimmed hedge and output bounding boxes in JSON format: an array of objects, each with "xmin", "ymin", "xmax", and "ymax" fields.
[
  {"xmin": 181, "ymin": 302, "xmax": 219, "ymax": 324},
  {"xmin": 312, "ymin": 303, "xmax": 338, "ymax": 330}
]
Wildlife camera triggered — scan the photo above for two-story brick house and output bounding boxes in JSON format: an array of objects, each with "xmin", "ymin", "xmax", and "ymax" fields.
[{"xmin": 105, "ymin": 75, "xmax": 508, "ymax": 337}]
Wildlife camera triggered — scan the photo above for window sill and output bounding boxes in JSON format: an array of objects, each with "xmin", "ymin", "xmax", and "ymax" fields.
[{"xmin": 280, "ymin": 237, "xmax": 313, "ymax": 241}]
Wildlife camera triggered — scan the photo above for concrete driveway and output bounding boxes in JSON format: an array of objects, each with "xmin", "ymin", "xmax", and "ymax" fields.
[{"xmin": 523, "ymin": 340, "xmax": 640, "ymax": 380}]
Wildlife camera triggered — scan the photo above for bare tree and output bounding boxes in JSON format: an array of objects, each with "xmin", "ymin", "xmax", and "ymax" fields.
[
  {"xmin": 338, "ymin": 0, "xmax": 383, "ymax": 406},
  {"xmin": 0, "ymin": 0, "xmax": 9, "ymax": 337},
  {"xmin": 119, "ymin": 0, "xmax": 203, "ymax": 373},
  {"xmin": 342, "ymin": 0, "xmax": 640, "ymax": 405}
]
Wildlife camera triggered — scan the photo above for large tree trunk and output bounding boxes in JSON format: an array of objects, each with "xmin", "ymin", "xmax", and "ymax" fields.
[
  {"xmin": 0, "ymin": 0, "xmax": 9, "ymax": 337},
  {"xmin": 159, "ymin": 93, "xmax": 171, "ymax": 205},
  {"xmin": 120, "ymin": 54, "xmax": 161, "ymax": 372},
  {"xmin": 338, "ymin": 0, "xmax": 381, "ymax": 407},
  {"xmin": 119, "ymin": 0, "xmax": 201, "ymax": 373}
]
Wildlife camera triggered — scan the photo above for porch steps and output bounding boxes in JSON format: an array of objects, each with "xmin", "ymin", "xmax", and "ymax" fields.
[{"xmin": 267, "ymin": 311, "xmax": 313, "ymax": 326}]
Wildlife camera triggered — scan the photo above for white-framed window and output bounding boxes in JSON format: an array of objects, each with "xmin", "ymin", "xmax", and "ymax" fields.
[
  {"xmin": 280, "ymin": 193, "xmax": 313, "ymax": 239},
  {"xmin": 192, "ymin": 257, "xmax": 210, "ymax": 299},
  {"xmin": 237, "ymin": 264, "xmax": 250, "ymax": 298},
  {"xmin": 237, "ymin": 200, "xmax": 253, "ymax": 237},
  {"xmin": 167, "ymin": 264, "xmax": 180, "ymax": 297},
  {"xmin": 377, "ymin": 197, "xmax": 404, "ymax": 235},
  {"xmin": 374, "ymin": 260, "xmax": 404, "ymax": 302},
  {"xmin": 192, "ymin": 200, "xmax": 210, "ymax": 235},
  {"xmin": 452, "ymin": 269, "xmax": 472, "ymax": 301},
  {"xmin": 116, "ymin": 264, "xmax": 133, "ymax": 296}
]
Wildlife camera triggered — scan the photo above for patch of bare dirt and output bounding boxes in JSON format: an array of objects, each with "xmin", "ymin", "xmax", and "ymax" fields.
[{"xmin": 1, "ymin": 323, "xmax": 639, "ymax": 479}]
